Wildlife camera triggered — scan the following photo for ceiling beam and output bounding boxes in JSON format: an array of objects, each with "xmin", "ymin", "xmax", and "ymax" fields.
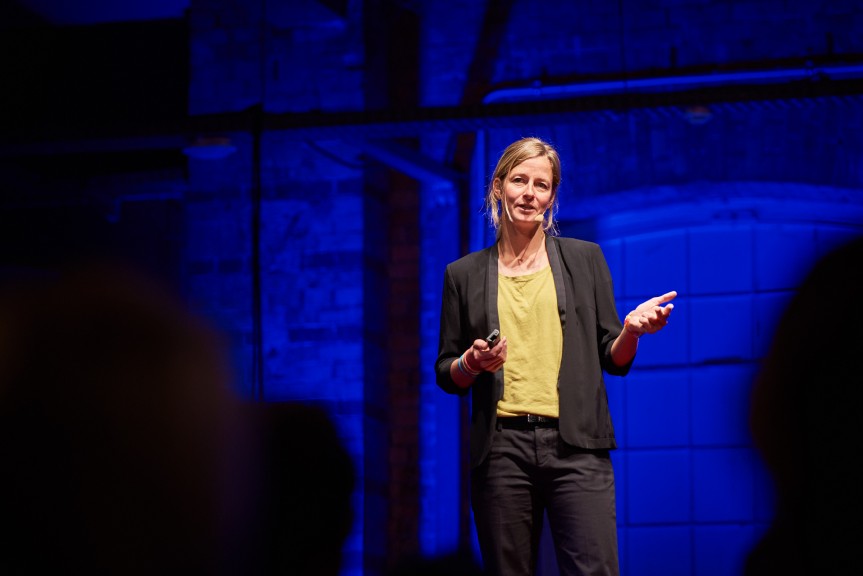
[{"xmin": 3, "ymin": 75, "xmax": 863, "ymax": 157}]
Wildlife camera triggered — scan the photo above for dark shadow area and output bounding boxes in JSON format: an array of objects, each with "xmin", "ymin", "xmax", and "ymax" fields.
[
  {"xmin": 387, "ymin": 549, "xmax": 483, "ymax": 576},
  {"xmin": 0, "ymin": 262, "xmax": 356, "ymax": 574},
  {"xmin": 746, "ymin": 235, "xmax": 863, "ymax": 575},
  {"xmin": 234, "ymin": 401, "xmax": 357, "ymax": 576},
  {"xmin": 0, "ymin": 261, "xmax": 237, "ymax": 573},
  {"xmin": 0, "ymin": 200, "xmax": 184, "ymax": 293},
  {"xmin": 0, "ymin": 12, "xmax": 188, "ymax": 139}
]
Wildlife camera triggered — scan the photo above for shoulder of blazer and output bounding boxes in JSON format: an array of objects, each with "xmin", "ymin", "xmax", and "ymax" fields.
[
  {"xmin": 549, "ymin": 236, "xmax": 603, "ymax": 267},
  {"xmin": 551, "ymin": 236, "xmax": 600, "ymax": 255},
  {"xmin": 551, "ymin": 237, "xmax": 610, "ymax": 287}
]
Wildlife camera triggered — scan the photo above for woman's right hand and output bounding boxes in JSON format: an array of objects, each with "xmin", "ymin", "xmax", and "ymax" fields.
[
  {"xmin": 450, "ymin": 335, "xmax": 507, "ymax": 387},
  {"xmin": 467, "ymin": 336, "xmax": 507, "ymax": 373}
]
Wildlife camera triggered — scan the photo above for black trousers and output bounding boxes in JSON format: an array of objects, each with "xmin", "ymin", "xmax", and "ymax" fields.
[{"xmin": 471, "ymin": 424, "xmax": 619, "ymax": 576}]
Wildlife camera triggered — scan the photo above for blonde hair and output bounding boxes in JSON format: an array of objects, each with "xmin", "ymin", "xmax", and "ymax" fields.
[{"xmin": 485, "ymin": 137, "xmax": 562, "ymax": 236}]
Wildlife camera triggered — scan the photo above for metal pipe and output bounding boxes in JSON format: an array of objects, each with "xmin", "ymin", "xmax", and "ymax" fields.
[{"xmin": 482, "ymin": 64, "xmax": 863, "ymax": 104}]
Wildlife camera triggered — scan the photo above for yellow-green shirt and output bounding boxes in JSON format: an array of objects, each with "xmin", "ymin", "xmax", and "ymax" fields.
[{"xmin": 496, "ymin": 265, "xmax": 563, "ymax": 418}]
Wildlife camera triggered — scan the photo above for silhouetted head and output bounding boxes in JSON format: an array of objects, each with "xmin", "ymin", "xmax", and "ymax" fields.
[
  {"xmin": 747, "ymin": 236, "xmax": 863, "ymax": 575},
  {"xmin": 238, "ymin": 401, "xmax": 357, "ymax": 576},
  {"xmin": 0, "ymin": 262, "xmax": 241, "ymax": 573}
]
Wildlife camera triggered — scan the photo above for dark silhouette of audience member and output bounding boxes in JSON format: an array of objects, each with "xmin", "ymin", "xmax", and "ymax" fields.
[
  {"xmin": 387, "ymin": 549, "xmax": 483, "ymax": 576},
  {"xmin": 746, "ymin": 236, "xmax": 863, "ymax": 576},
  {"xmin": 0, "ymin": 262, "xmax": 355, "ymax": 575},
  {"xmin": 0, "ymin": 262, "xmax": 240, "ymax": 573},
  {"xmin": 236, "ymin": 401, "xmax": 356, "ymax": 576}
]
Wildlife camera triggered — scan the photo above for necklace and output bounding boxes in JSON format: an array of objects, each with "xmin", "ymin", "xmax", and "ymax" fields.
[
  {"xmin": 499, "ymin": 238, "xmax": 547, "ymax": 274},
  {"xmin": 512, "ymin": 249, "xmax": 539, "ymax": 267}
]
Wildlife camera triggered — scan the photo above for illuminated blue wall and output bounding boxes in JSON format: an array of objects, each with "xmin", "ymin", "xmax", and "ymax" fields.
[{"xmin": 583, "ymin": 200, "xmax": 863, "ymax": 576}]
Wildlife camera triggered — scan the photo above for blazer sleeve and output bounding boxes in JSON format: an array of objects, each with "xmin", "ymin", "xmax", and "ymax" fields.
[
  {"xmin": 435, "ymin": 264, "xmax": 471, "ymax": 396},
  {"xmin": 591, "ymin": 243, "xmax": 634, "ymax": 376}
]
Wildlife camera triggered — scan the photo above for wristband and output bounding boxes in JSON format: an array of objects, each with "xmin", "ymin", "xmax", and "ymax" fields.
[
  {"xmin": 456, "ymin": 355, "xmax": 473, "ymax": 378},
  {"xmin": 461, "ymin": 351, "xmax": 481, "ymax": 374},
  {"xmin": 458, "ymin": 352, "xmax": 480, "ymax": 376}
]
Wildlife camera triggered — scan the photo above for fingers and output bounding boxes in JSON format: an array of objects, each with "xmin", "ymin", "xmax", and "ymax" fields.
[
  {"xmin": 485, "ymin": 357, "xmax": 506, "ymax": 372},
  {"xmin": 633, "ymin": 292, "xmax": 677, "ymax": 317},
  {"xmin": 472, "ymin": 336, "xmax": 506, "ymax": 354},
  {"xmin": 471, "ymin": 336, "xmax": 507, "ymax": 372},
  {"xmin": 649, "ymin": 310, "xmax": 668, "ymax": 329},
  {"xmin": 631, "ymin": 290, "xmax": 677, "ymax": 314},
  {"xmin": 626, "ymin": 298, "xmax": 675, "ymax": 337},
  {"xmin": 652, "ymin": 304, "xmax": 671, "ymax": 324},
  {"xmin": 639, "ymin": 290, "xmax": 677, "ymax": 310},
  {"xmin": 656, "ymin": 290, "xmax": 678, "ymax": 304}
]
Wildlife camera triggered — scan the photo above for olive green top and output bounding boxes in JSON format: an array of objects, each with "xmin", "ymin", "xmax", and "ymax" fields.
[{"xmin": 496, "ymin": 265, "xmax": 563, "ymax": 418}]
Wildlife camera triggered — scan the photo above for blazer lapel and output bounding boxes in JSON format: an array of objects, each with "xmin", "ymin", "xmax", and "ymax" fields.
[
  {"xmin": 546, "ymin": 235, "xmax": 567, "ymax": 332},
  {"xmin": 486, "ymin": 243, "xmax": 503, "ymax": 399},
  {"xmin": 486, "ymin": 242, "xmax": 500, "ymax": 335}
]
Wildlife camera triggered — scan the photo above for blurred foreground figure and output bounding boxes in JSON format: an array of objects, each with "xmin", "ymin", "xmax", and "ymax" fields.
[
  {"xmin": 0, "ymin": 263, "xmax": 355, "ymax": 575},
  {"xmin": 238, "ymin": 401, "xmax": 356, "ymax": 576},
  {"xmin": 387, "ymin": 549, "xmax": 483, "ymax": 576},
  {"xmin": 746, "ymin": 237, "xmax": 863, "ymax": 576}
]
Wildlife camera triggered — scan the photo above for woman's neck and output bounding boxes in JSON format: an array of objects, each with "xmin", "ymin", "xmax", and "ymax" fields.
[{"xmin": 498, "ymin": 226, "xmax": 547, "ymax": 275}]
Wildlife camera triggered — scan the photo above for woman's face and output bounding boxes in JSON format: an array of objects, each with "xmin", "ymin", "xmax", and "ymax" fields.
[{"xmin": 494, "ymin": 155, "xmax": 554, "ymax": 228}]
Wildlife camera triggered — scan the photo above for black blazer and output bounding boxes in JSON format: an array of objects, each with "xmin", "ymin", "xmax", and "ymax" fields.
[{"xmin": 435, "ymin": 235, "xmax": 633, "ymax": 468}]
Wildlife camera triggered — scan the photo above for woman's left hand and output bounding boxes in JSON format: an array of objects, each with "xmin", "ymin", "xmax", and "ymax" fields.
[{"xmin": 624, "ymin": 291, "xmax": 677, "ymax": 338}]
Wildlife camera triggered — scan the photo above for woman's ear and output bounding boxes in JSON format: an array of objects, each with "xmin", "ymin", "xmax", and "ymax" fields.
[{"xmin": 492, "ymin": 179, "xmax": 501, "ymax": 199}]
